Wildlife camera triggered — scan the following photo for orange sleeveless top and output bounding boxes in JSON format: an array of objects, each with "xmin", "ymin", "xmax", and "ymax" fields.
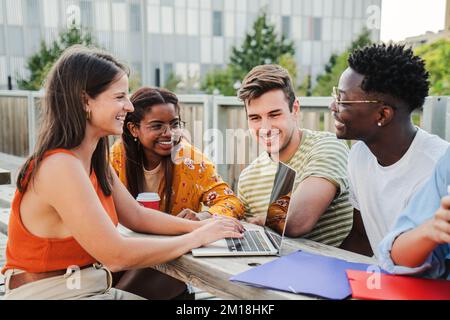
[{"xmin": 1, "ymin": 149, "xmax": 119, "ymax": 274}]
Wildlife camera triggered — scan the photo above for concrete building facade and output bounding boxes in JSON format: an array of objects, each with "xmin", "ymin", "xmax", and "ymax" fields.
[{"xmin": 0, "ymin": 0, "xmax": 382, "ymax": 91}]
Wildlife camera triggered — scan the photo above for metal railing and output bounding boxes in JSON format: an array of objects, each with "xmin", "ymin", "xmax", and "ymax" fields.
[{"xmin": 1, "ymin": 90, "xmax": 449, "ymax": 189}]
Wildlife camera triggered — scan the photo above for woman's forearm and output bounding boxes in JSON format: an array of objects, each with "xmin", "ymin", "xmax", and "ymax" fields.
[
  {"xmin": 131, "ymin": 207, "xmax": 200, "ymax": 235},
  {"xmin": 108, "ymin": 232, "xmax": 202, "ymax": 272},
  {"xmin": 111, "ymin": 217, "xmax": 242, "ymax": 271},
  {"xmin": 391, "ymin": 221, "xmax": 438, "ymax": 268}
]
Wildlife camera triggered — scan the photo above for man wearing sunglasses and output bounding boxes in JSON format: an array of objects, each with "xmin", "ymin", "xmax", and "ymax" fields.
[{"xmin": 331, "ymin": 44, "xmax": 449, "ymax": 257}]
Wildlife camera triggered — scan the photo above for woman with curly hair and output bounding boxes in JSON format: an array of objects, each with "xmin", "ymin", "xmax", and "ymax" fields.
[{"xmin": 110, "ymin": 86, "xmax": 245, "ymax": 299}]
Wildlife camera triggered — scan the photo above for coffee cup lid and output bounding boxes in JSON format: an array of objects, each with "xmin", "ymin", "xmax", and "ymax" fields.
[{"xmin": 137, "ymin": 192, "xmax": 161, "ymax": 202}]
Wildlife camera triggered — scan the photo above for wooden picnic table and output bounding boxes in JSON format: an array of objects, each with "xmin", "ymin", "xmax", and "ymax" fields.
[
  {"xmin": 119, "ymin": 223, "xmax": 377, "ymax": 300},
  {"xmin": 0, "ymin": 168, "xmax": 10, "ymax": 185}
]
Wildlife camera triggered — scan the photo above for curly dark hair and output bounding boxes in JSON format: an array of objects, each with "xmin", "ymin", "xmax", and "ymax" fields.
[{"xmin": 348, "ymin": 44, "xmax": 429, "ymax": 113}]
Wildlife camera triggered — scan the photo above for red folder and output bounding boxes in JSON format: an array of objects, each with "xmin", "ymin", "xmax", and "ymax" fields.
[{"xmin": 346, "ymin": 270, "xmax": 450, "ymax": 300}]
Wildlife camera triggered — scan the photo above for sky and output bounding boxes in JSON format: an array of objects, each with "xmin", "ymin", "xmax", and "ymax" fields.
[{"xmin": 381, "ymin": 0, "xmax": 447, "ymax": 41}]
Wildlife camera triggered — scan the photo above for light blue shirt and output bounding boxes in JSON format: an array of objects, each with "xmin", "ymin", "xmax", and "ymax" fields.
[{"xmin": 378, "ymin": 147, "xmax": 450, "ymax": 280}]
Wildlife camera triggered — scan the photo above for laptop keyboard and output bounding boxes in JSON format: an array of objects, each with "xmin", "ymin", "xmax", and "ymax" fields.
[{"xmin": 225, "ymin": 230, "xmax": 271, "ymax": 253}]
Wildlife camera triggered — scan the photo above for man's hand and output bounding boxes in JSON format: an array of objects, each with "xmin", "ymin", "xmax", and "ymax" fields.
[
  {"xmin": 246, "ymin": 216, "xmax": 266, "ymax": 226},
  {"xmin": 196, "ymin": 211, "xmax": 213, "ymax": 221},
  {"xmin": 177, "ymin": 209, "xmax": 212, "ymax": 221},
  {"xmin": 426, "ymin": 196, "xmax": 450, "ymax": 244}
]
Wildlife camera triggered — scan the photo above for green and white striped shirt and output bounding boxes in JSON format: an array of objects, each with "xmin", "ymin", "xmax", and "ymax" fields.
[{"xmin": 238, "ymin": 129, "xmax": 353, "ymax": 247}]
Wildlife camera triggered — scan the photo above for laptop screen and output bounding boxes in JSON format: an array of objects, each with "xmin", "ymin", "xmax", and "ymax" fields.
[{"xmin": 263, "ymin": 162, "xmax": 297, "ymax": 253}]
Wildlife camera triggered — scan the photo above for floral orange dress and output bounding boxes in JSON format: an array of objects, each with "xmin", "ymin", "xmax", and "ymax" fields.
[{"xmin": 110, "ymin": 139, "xmax": 245, "ymax": 219}]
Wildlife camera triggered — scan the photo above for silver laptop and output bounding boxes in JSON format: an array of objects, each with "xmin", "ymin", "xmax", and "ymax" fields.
[{"xmin": 191, "ymin": 162, "xmax": 297, "ymax": 257}]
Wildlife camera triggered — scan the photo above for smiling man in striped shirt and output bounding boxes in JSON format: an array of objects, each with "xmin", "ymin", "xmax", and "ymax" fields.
[{"xmin": 237, "ymin": 64, "xmax": 353, "ymax": 247}]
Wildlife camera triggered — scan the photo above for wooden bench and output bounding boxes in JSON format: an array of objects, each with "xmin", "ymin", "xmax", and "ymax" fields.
[
  {"xmin": 0, "ymin": 233, "xmax": 6, "ymax": 297},
  {"xmin": 0, "ymin": 185, "xmax": 14, "ymax": 236},
  {"xmin": 0, "ymin": 169, "xmax": 10, "ymax": 186},
  {"xmin": 0, "ymin": 208, "xmax": 9, "ymax": 236}
]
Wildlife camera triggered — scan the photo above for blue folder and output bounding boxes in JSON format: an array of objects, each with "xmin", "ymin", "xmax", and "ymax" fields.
[{"xmin": 230, "ymin": 250, "xmax": 372, "ymax": 300}]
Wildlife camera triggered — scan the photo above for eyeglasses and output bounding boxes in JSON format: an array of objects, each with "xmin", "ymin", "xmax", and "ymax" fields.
[
  {"xmin": 143, "ymin": 120, "xmax": 186, "ymax": 134},
  {"xmin": 331, "ymin": 86, "xmax": 382, "ymax": 105}
]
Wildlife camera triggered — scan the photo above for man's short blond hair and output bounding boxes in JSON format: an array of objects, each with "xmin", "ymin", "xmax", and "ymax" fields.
[{"xmin": 238, "ymin": 64, "xmax": 296, "ymax": 111}]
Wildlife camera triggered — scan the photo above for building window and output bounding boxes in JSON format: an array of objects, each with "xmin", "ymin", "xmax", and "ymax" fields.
[
  {"xmin": 161, "ymin": 0, "xmax": 174, "ymax": 6},
  {"xmin": 224, "ymin": 12, "xmax": 235, "ymax": 37},
  {"xmin": 80, "ymin": 0, "xmax": 94, "ymax": 29},
  {"xmin": 112, "ymin": 1, "xmax": 127, "ymax": 31},
  {"xmin": 175, "ymin": 8, "xmax": 186, "ymax": 34},
  {"xmin": 96, "ymin": 3, "xmax": 111, "ymax": 31},
  {"xmin": 213, "ymin": 11, "xmax": 223, "ymax": 36},
  {"xmin": 292, "ymin": 16, "xmax": 302, "ymax": 39},
  {"xmin": 201, "ymin": 37, "xmax": 212, "ymax": 63},
  {"xmin": 201, "ymin": 0, "xmax": 211, "ymax": 9},
  {"xmin": 313, "ymin": 0, "xmax": 323, "ymax": 17},
  {"xmin": 147, "ymin": 5, "xmax": 160, "ymax": 33},
  {"xmin": 175, "ymin": 63, "xmax": 188, "ymax": 81},
  {"xmin": 26, "ymin": 0, "xmax": 40, "ymax": 27},
  {"xmin": 236, "ymin": 0, "xmax": 246, "ymax": 12},
  {"xmin": 187, "ymin": 8, "xmax": 199, "ymax": 35},
  {"xmin": 0, "ymin": 33, "xmax": 4, "ymax": 55},
  {"xmin": 8, "ymin": 27, "xmax": 24, "ymax": 55},
  {"xmin": 282, "ymin": 16, "xmax": 291, "ymax": 38},
  {"xmin": 6, "ymin": 0, "xmax": 23, "ymax": 26},
  {"xmin": 236, "ymin": 13, "xmax": 246, "ymax": 35},
  {"xmin": 164, "ymin": 62, "xmax": 174, "ymax": 85},
  {"xmin": 199, "ymin": 10, "xmax": 211, "ymax": 36},
  {"xmin": 161, "ymin": 6, "xmax": 174, "ymax": 34},
  {"xmin": 212, "ymin": 37, "xmax": 224, "ymax": 63},
  {"xmin": 313, "ymin": 17, "xmax": 322, "ymax": 41},
  {"xmin": 175, "ymin": 0, "xmax": 186, "ymax": 8},
  {"xmin": 224, "ymin": 0, "xmax": 235, "ymax": 12},
  {"xmin": 129, "ymin": 3, "xmax": 141, "ymax": 32},
  {"xmin": 43, "ymin": 0, "xmax": 59, "ymax": 28},
  {"xmin": 281, "ymin": 0, "xmax": 291, "ymax": 15}
]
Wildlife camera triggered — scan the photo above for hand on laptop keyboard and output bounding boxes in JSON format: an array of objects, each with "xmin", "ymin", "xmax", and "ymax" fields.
[
  {"xmin": 211, "ymin": 214, "xmax": 246, "ymax": 233},
  {"xmin": 193, "ymin": 216, "xmax": 245, "ymax": 247}
]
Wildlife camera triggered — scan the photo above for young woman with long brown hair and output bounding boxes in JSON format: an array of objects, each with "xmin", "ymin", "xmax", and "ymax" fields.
[{"xmin": 1, "ymin": 46, "xmax": 243, "ymax": 300}]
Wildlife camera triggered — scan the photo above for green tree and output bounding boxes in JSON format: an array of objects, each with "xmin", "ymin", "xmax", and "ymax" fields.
[
  {"xmin": 278, "ymin": 53, "xmax": 298, "ymax": 89},
  {"xmin": 312, "ymin": 29, "xmax": 373, "ymax": 96},
  {"xmin": 129, "ymin": 72, "xmax": 142, "ymax": 93},
  {"xmin": 177, "ymin": 72, "xmax": 201, "ymax": 94},
  {"xmin": 18, "ymin": 24, "xmax": 96, "ymax": 90},
  {"xmin": 164, "ymin": 72, "xmax": 182, "ymax": 93},
  {"xmin": 201, "ymin": 11, "xmax": 295, "ymax": 95},
  {"xmin": 297, "ymin": 74, "xmax": 312, "ymax": 97},
  {"xmin": 312, "ymin": 53, "xmax": 351, "ymax": 96},
  {"xmin": 415, "ymin": 39, "xmax": 450, "ymax": 96},
  {"xmin": 229, "ymin": 12, "xmax": 295, "ymax": 80},
  {"xmin": 201, "ymin": 66, "xmax": 236, "ymax": 96}
]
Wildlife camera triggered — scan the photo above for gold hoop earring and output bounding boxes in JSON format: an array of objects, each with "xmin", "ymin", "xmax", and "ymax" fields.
[{"xmin": 86, "ymin": 109, "xmax": 92, "ymax": 121}]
